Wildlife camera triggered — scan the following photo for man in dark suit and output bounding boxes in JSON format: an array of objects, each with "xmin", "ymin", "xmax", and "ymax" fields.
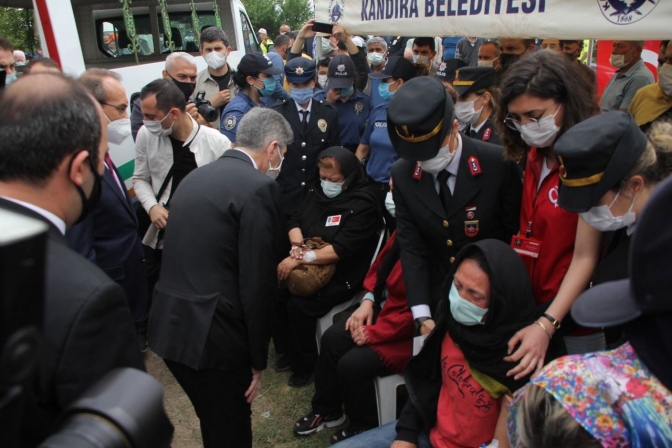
[
  {"xmin": 68, "ymin": 69, "xmax": 148, "ymax": 350},
  {"xmin": 148, "ymin": 108, "xmax": 292, "ymax": 448},
  {"xmin": 273, "ymin": 56, "xmax": 340, "ymax": 218},
  {"xmin": 0, "ymin": 73, "xmax": 145, "ymax": 445},
  {"xmin": 388, "ymin": 76, "xmax": 522, "ymax": 336}
]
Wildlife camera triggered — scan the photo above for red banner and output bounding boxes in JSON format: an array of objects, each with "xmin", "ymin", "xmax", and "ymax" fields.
[{"xmin": 596, "ymin": 40, "xmax": 661, "ymax": 100}]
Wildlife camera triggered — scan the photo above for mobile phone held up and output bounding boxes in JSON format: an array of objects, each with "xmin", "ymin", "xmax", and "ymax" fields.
[{"xmin": 311, "ymin": 21, "xmax": 333, "ymax": 35}]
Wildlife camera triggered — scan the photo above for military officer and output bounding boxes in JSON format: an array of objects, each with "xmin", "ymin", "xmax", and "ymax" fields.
[
  {"xmin": 273, "ymin": 57, "xmax": 341, "ymax": 218},
  {"xmin": 388, "ymin": 76, "xmax": 521, "ymax": 335},
  {"xmin": 453, "ymin": 66, "xmax": 501, "ymax": 145},
  {"xmin": 313, "ymin": 55, "xmax": 372, "ymax": 153}
]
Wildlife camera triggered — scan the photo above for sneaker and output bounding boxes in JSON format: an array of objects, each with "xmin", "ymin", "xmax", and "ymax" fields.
[
  {"xmin": 331, "ymin": 427, "xmax": 367, "ymax": 444},
  {"xmin": 293, "ymin": 410, "xmax": 346, "ymax": 436},
  {"xmin": 288, "ymin": 371, "xmax": 315, "ymax": 388},
  {"xmin": 274, "ymin": 354, "xmax": 291, "ymax": 372}
]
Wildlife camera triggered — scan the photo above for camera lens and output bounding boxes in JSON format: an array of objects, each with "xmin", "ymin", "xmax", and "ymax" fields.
[{"xmin": 39, "ymin": 414, "xmax": 130, "ymax": 448}]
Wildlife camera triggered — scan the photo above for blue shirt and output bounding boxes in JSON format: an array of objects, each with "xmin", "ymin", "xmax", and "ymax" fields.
[
  {"xmin": 442, "ymin": 37, "xmax": 461, "ymax": 61},
  {"xmin": 369, "ymin": 77, "xmax": 384, "ymax": 108},
  {"xmin": 361, "ymin": 103, "xmax": 396, "ymax": 183},
  {"xmin": 313, "ymin": 88, "xmax": 372, "ymax": 149},
  {"xmin": 221, "ymin": 91, "xmax": 257, "ymax": 142}
]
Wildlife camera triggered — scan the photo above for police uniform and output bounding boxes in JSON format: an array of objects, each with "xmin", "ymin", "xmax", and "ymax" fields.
[
  {"xmin": 453, "ymin": 66, "xmax": 502, "ymax": 145},
  {"xmin": 273, "ymin": 57, "xmax": 341, "ymax": 216},
  {"xmin": 313, "ymin": 55, "xmax": 372, "ymax": 152},
  {"xmin": 388, "ymin": 77, "xmax": 521, "ymax": 315}
]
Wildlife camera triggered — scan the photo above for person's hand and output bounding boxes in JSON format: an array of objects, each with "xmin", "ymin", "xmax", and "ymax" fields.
[
  {"xmin": 346, "ymin": 300, "xmax": 374, "ymax": 332},
  {"xmin": 419, "ymin": 318, "xmax": 435, "ymax": 335},
  {"xmin": 277, "ymin": 257, "xmax": 301, "ymax": 281},
  {"xmin": 289, "ymin": 246, "xmax": 305, "ymax": 260},
  {"xmin": 297, "ymin": 20, "xmax": 316, "ymax": 39},
  {"xmin": 332, "ymin": 24, "xmax": 349, "ymax": 42},
  {"xmin": 185, "ymin": 103, "xmax": 199, "ymax": 120},
  {"xmin": 149, "ymin": 204, "xmax": 169, "ymax": 230},
  {"xmin": 391, "ymin": 441, "xmax": 417, "ymax": 448},
  {"xmin": 326, "ymin": 88, "xmax": 341, "ymax": 104},
  {"xmin": 504, "ymin": 323, "xmax": 551, "ymax": 380},
  {"xmin": 209, "ymin": 89, "xmax": 231, "ymax": 109},
  {"xmin": 245, "ymin": 368, "xmax": 262, "ymax": 404},
  {"xmin": 351, "ymin": 326, "xmax": 369, "ymax": 346}
]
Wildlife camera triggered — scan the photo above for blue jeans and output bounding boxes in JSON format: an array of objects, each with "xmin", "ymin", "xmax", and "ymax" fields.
[{"xmin": 331, "ymin": 421, "xmax": 432, "ymax": 448}]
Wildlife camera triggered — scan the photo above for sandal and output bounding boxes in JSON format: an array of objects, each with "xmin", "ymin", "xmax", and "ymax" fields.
[{"xmin": 331, "ymin": 427, "xmax": 367, "ymax": 444}]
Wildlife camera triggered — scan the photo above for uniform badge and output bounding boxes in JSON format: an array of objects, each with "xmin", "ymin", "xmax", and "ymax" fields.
[
  {"xmin": 354, "ymin": 102, "xmax": 364, "ymax": 115},
  {"xmin": 413, "ymin": 163, "xmax": 423, "ymax": 180},
  {"xmin": 465, "ymin": 220, "xmax": 479, "ymax": 237},
  {"xmin": 468, "ymin": 156, "xmax": 481, "ymax": 176},
  {"xmin": 295, "ymin": 66, "xmax": 304, "ymax": 75},
  {"xmin": 318, "ymin": 119, "xmax": 327, "ymax": 133},
  {"xmin": 326, "ymin": 215, "xmax": 341, "ymax": 226},
  {"xmin": 467, "ymin": 211, "xmax": 475, "ymax": 219},
  {"xmin": 224, "ymin": 115, "xmax": 237, "ymax": 131},
  {"xmin": 465, "ymin": 206, "xmax": 476, "ymax": 219},
  {"xmin": 482, "ymin": 128, "xmax": 492, "ymax": 142}
]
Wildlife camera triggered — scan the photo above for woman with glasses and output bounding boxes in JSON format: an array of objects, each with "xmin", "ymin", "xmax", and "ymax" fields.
[{"xmin": 494, "ymin": 51, "xmax": 598, "ymax": 381}]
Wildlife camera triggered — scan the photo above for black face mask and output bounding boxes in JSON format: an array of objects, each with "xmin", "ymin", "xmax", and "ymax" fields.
[
  {"xmin": 169, "ymin": 74, "xmax": 196, "ymax": 101},
  {"xmin": 499, "ymin": 52, "xmax": 523, "ymax": 72},
  {"xmin": 71, "ymin": 151, "xmax": 103, "ymax": 224}
]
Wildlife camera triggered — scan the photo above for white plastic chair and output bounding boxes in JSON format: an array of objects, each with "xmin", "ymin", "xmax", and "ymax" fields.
[
  {"xmin": 315, "ymin": 227, "xmax": 386, "ymax": 353},
  {"xmin": 373, "ymin": 335, "xmax": 427, "ymax": 425}
]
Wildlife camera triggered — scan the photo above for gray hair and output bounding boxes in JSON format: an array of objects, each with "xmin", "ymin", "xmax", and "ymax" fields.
[
  {"xmin": 200, "ymin": 27, "xmax": 229, "ymax": 48},
  {"xmin": 367, "ymin": 36, "xmax": 388, "ymax": 52},
  {"xmin": 165, "ymin": 52, "xmax": 197, "ymax": 72},
  {"xmin": 78, "ymin": 68, "xmax": 122, "ymax": 104},
  {"xmin": 236, "ymin": 108, "xmax": 293, "ymax": 153}
]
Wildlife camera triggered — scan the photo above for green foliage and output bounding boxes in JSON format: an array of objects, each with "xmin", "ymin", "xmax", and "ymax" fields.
[
  {"xmin": 242, "ymin": 0, "xmax": 313, "ymax": 38},
  {"xmin": 0, "ymin": 7, "xmax": 37, "ymax": 53}
]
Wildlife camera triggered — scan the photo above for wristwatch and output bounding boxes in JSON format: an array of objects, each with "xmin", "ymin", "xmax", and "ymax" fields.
[
  {"xmin": 543, "ymin": 313, "xmax": 561, "ymax": 330},
  {"xmin": 415, "ymin": 317, "xmax": 431, "ymax": 332}
]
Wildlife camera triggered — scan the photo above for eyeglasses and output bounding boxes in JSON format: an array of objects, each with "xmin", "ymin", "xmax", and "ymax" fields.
[
  {"xmin": 503, "ymin": 104, "xmax": 559, "ymax": 131},
  {"xmin": 101, "ymin": 102, "xmax": 128, "ymax": 113}
]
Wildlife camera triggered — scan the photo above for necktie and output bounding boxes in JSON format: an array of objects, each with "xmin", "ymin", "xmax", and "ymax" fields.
[
  {"xmin": 437, "ymin": 170, "xmax": 452, "ymax": 214},
  {"xmin": 299, "ymin": 110, "xmax": 309, "ymax": 133},
  {"xmin": 470, "ymin": 128, "xmax": 478, "ymax": 138}
]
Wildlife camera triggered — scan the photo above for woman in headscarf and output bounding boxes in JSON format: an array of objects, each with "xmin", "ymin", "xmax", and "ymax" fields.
[
  {"xmin": 276, "ymin": 146, "xmax": 382, "ymax": 388},
  {"xmin": 333, "ymin": 239, "xmax": 537, "ymax": 448}
]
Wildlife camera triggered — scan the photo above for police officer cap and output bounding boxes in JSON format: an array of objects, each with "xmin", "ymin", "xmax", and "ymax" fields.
[
  {"xmin": 238, "ymin": 52, "xmax": 283, "ymax": 76},
  {"xmin": 452, "ymin": 66, "xmax": 496, "ymax": 97},
  {"xmin": 369, "ymin": 56, "xmax": 416, "ymax": 81},
  {"xmin": 327, "ymin": 55, "xmax": 355, "ymax": 88},
  {"xmin": 285, "ymin": 57, "xmax": 317, "ymax": 83},
  {"xmin": 387, "ymin": 77, "xmax": 454, "ymax": 161},
  {"xmin": 435, "ymin": 58, "xmax": 467, "ymax": 83},
  {"xmin": 554, "ymin": 111, "xmax": 647, "ymax": 213}
]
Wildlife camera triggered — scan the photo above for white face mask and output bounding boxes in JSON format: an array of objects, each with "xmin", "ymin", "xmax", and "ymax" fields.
[
  {"xmin": 318, "ymin": 74, "xmax": 329, "ymax": 87},
  {"xmin": 266, "ymin": 147, "xmax": 284, "ymax": 180},
  {"xmin": 455, "ymin": 95, "xmax": 484, "ymax": 125},
  {"xmin": 579, "ymin": 191, "xmax": 637, "ymax": 232},
  {"xmin": 477, "ymin": 59, "xmax": 493, "ymax": 68},
  {"xmin": 384, "ymin": 191, "xmax": 395, "ymax": 217},
  {"xmin": 205, "ymin": 51, "xmax": 227, "ymax": 70},
  {"xmin": 516, "ymin": 106, "xmax": 561, "ymax": 148},
  {"xmin": 609, "ymin": 49, "xmax": 634, "ymax": 69},
  {"xmin": 321, "ymin": 179, "xmax": 344, "ymax": 198},
  {"xmin": 419, "ymin": 142, "xmax": 455, "ymax": 175},
  {"xmin": 143, "ymin": 113, "xmax": 174, "ymax": 137},
  {"xmin": 658, "ymin": 64, "xmax": 672, "ymax": 97},
  {"xmin": 413, "ymin": 55, "xmax": 430, "ymax": 65},
  {"xmin": 107, "ymin": 118, "xmax": 132, "ymax": 145},
  {"xmin": 368, "ymin": 53, "xmax": 385, "ymax": 66}
]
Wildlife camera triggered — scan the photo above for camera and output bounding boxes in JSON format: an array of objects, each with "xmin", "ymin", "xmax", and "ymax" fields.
[{"xmin": 189, "ymin": 91, "xmax": 218, "ymax": 122}]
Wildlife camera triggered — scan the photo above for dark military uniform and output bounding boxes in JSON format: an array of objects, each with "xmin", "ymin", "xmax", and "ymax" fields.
[
  {"xmin": 464, "ymin": 117, "xmax": 501, "ymax": 145},
  {"xmin": 453, "ymin": 66, "xmax": 502, "ymax": 146}
]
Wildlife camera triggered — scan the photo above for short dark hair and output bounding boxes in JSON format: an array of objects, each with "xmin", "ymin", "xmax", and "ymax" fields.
[
  {"xmin": 79, "ymin": 68, "xmax": 122, "ymax": 104},
  {"xmin": 200, "ymin": 27, "xmax": 229, "ymax": 48},
  {"xmin": 232, "ymin": 68, "xmax": 260, "ymax": 90},
  {"xmin": 29, "ymin": 57, "xmax": 60, "ymax": 71},
  {"xmin": 140, "ymin": 78, "xmax": 186, "ymax": 113},
  {"xmin": 288, "ymin": 30, "xmax": 299, "ymax": 40},
  {"xmin": 0, "ymin": 73, "xmax": 101, "ymax": 185},
  {"xmin": 317, "ymin": 57, "xmax": 331, "ymax": 69},
  {"xmin": 413, "ymin": 37, "xmax": 435, "ymax": 52},
  {"xmin": 560, "ymin": 39, "xmax": 583, "ymax": 48},
  {"xmin": 496, "ymin": 51, "xmax": 599, "ymax": 161},
  {"xmin": 274, "ymin": 34, "xmax": 291, "ymax": 48},
  {"xmin": 662, "ymin": 40, "xmax": 670, "ymax": 50},
  {"xmin": 481, "ymin": 40, "xmax": 500, "ymax": 52},
  {"xmin": 0, "ymin": 36, "xmax": 13, "ymax": 52}
]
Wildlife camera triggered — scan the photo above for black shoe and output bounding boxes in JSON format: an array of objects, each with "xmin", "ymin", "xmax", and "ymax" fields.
[
  {"xmin": 138, "ymin": 333, "xmax": 148, "ymax": 353},
  {"xmin": 274, "ymin": 354, "xmax": 291, "ymax": 372},
  {"xmin": 293, "ymin": 410, "xmax": 346, "ymax": 436},
  {"xmin": 288, "ymin": 371, "xmax": 315, "ymax": 388},
  {"xmin": 331, "ymin": 427, "xmax": 367, "ymax": 444}
]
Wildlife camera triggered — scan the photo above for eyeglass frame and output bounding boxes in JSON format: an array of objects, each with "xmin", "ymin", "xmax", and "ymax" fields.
[
  {"xmin": 503, "ymin": 103, "xmax": 561, "ymax": 132},
  {"xmin": 101, "ymin": 102, "xmax": 129, "ymax": 113}
]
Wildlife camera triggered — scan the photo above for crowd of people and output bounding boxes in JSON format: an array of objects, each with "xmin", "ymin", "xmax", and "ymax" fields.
[{"xmin": 1, "ymin": 20, "xmax": 671, "ymax": 448}]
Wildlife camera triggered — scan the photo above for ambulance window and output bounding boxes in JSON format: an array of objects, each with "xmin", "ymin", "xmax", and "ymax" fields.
[
  {"xmin": 239, "ymin": 10, "xmax": 258, "ymax": 54},
  {"xmin": 158, "ymin": 12, "xmax": 217, "ymax": 53},
  {"xmin": 96, "ymin": 15, "xmax": 154, "ymax": 58}
]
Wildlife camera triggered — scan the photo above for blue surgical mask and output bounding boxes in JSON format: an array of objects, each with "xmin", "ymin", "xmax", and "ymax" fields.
[
  {"xmin": 255, "ymin": 77, "xmax": 276, "ymax": 97},
  {"xmin": 321, "ymin": 39, "xmax": 336, "ymax": 54},
  {"xmin": 5, "ymin": 71, "xmax": 17, "ymax": 86},
  {"xmin": 448, "ymin": 282, "xmax": 488, "ymax": 326},
  {"xmin": 413, "ymin": 55, "xmax": 429, "ymax": 65},
  {"xmin": 378, "ymin": 80, "xmax": 397, "ymax": 102},
  {"xmin": 340, "ymin": 86, "xmax": 354, "ymax": 97},
  {"xmin": 320, "ymin": 179, "xmax": 344, "ymax": 198},
  {"xmin": 290, "ymin": 87, "xmax": 314, "ymax": 105}
]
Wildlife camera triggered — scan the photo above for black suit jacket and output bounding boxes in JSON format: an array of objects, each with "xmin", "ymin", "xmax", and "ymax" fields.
[
  {"xmin": 148, "ymin": 150, "xmax": 282, "ymax": 372},
  {"xmin": 273, "ymin": 99, "xmax": 340, "ymax": 215},
  {"xmin": 464, "ymin": 117, "xmax": 501, "ymax": 146},
  {"xmin": 0, "ymin": 198, "xmax": 144, "ymax": 444},
  {"xmin": 66, "ymin": 162, "xmax": 147, "ymax": 324},
  {"xmin": 391, "ymin": 137, "xmax": 521, "ymax": 313}
]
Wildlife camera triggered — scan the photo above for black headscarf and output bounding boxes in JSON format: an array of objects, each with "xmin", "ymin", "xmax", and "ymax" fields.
[
  {"xmin": 440, "ymin": 239, "xmax": 537, "ymax": 392},
  {"xmin": 625, "ymin": 314, "xmax": 672, "ymax": 392},
  {"xmin": 313, "ymin": 146, "xmax": 378, "ymax": 207}
]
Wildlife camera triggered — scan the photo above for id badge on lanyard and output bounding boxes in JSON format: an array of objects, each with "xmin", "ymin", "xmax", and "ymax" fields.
[{"xmin": 511, "ymin": 220, "xmax": 542, "ymax": 259}]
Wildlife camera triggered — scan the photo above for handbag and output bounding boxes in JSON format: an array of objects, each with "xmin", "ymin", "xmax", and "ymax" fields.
[{"xmin": 287, "ymin": 237, "xmax": 337, "ymax": 297}]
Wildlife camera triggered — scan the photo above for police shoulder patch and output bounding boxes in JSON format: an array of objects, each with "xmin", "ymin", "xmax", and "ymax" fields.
[{"xmin": 224, "ymin": 115, "xmax": 237, "ymax": 131}]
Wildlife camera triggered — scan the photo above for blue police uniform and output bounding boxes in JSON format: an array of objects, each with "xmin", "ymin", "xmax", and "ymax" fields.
[
  {"xmin": 220, "ymin": 91, "xmax": 258, "ymax": 142},
  {"xmin": 369, "ymin": 77, "xmax": 384, "ymax": 108},
  {"xmin": 361, "ymin": 103, "xmax": 396, "ymax": 183},
  {"xmin": 313, "ymin": 88, "xmax": 371, "ymax": 152}
]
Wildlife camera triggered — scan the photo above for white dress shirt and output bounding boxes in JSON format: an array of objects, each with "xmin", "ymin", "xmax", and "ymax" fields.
[{"xmin": 1, "ymin": 196, "xmax": 66, "ymax": 235}]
